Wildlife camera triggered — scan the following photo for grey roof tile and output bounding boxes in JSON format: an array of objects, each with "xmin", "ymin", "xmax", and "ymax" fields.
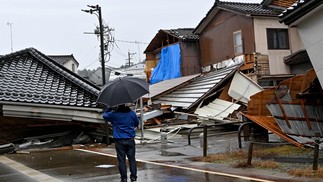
[
  {"xmin": 0, "ymin": 48, "xmax": 100, "ymax": 107},
  {"xmin": 163, "ymin": 28, "xmax": 199, "ymax": 40},
  {"xmin": 218, "ymin": 1, "xmax": 282, "ymax": 16},
  {"xmin": 279, "ymin": 0, "xmax": 323, "ymax": 25},
  {"xmin": 194, "ymin": 1, "xmax": 283, "ymax": 34}
]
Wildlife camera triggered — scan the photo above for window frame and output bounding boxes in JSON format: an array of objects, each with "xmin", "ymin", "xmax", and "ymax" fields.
[
  {"xmin": 266, "ymin": 28, "xmax": 290, "ymax": 50},
  {"xmin": 233, "ymin": 30, "xmax": 243, "ymax": 55},
  {"xmin": 72, "ymin": 63, "xmax": 75, "ymax": 73}
]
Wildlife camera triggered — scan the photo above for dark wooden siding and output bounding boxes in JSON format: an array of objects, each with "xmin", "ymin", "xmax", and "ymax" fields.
[
  {"xmin": 199, "ymin": 10, "xmax": 255, "ymax": 67},
  {"xmin": 180, "ymin": 41, "xmax": 201, "ymax": 76}
]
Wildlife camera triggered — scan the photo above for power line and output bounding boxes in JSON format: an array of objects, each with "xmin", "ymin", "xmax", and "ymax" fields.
[{"xmin": 115, "ymin": 39, "xmax": 148, "ymax": 44}]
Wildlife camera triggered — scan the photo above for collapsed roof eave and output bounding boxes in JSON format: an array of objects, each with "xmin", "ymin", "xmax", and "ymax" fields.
[
  {"xmin": 241, "ymin": 113, "xmax": 303, "ymax": 147},
  {"xmin": 0, "ymin": 101, "xmax": 104, "ymax": 124},
  {"xmin": 143, "ymin": 74, "xmax": 201, "ymax": 99},
  {"xmin": 187, "ymin": 65, "xmax": 240, "ymax": 111}
]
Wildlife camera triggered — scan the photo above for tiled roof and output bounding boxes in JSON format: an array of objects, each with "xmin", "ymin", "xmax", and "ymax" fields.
[
  {"xmin": 217, "ymin": 1, "xmax": 282, "ymax": 16},
  {"xmin": 194, "ymin": 1, "xmax": 283, "ymax": 34},
  {"xmin": 163, "ymin": 28, "xmax": 199, "ymax": 40},
  {"xmin": 0, "ymin": 48, "xmax": 100, "ymax": 107},
  {"xmin": 279, "ymin": 0, "xmax": 323, "ymax": 25},
  {"xmin": 144, "ymin": 28, "xmax": 199, "ymax": 53},
  {"xmin": 48, "ymin": 55, "xmax": 79, "ymax": 66},
  {"xmin": 261, "ymin": 0, "xmax": 296, "ymax": 9}
]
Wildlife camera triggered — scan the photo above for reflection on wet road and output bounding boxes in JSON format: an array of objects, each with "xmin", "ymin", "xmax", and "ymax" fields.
[{"xmin": 1, "ymin": 149, "xmax": 272, "ymax": 182}]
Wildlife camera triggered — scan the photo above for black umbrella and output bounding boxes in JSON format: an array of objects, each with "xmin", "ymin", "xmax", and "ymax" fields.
[{"xmin": 96, "ymin": 76, "xmax": 149, "ymax": 107}]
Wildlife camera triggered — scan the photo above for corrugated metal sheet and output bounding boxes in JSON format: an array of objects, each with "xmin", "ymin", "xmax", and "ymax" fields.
[
  {"xmin": 194, "ymin": 99, "xmax": 241, "ymax": 120},
  {"xmin": 143, "ymin": 74, "xmax": 200, "ymax": 99},
  {"xmin": 267, "ymin": 85, "xmax": 323, "ymax": 137},
  {"xmin": 152, "ymin": 64, "xmax": 240, "ymax": 109}
]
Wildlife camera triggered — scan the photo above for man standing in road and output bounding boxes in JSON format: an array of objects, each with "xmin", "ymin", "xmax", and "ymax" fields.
[{"xmin": 103, "ymin": 104, "xmax": 139, "ymax": 182}]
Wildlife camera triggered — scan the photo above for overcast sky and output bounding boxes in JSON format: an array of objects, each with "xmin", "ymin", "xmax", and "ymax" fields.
[{"xmin": 1, "ymin": 0, "xmax": 261, "ymax": 70}]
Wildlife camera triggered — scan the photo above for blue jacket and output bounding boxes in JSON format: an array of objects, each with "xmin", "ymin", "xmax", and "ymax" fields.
[{"xmin": 103, "ymin": 110, "xmax": 139, "ymax": 139}]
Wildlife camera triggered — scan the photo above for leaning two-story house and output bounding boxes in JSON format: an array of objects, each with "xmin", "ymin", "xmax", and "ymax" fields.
[
  {"xmin": 279, "ymin": 0, "xmax": 323, "ymax": 88},
  {"xmin": 193, "ymin": 0, "xmax": 302, "ymax": 87}
]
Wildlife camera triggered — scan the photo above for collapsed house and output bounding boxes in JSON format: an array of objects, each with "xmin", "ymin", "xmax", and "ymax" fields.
[
  {"xmin": 242, "ymin": 68, "xmax": 323, "ymax": 147},
  {"xmin": 240, "ymin": 0, "xmax": 323, "ymax": 147},
  {"xmin": 0, "ymin": 48, "xmax": 105, "ymax": 152},
  {"xmin": 143, "ymin": 59, "xmax": 263, "ymax": 127}
]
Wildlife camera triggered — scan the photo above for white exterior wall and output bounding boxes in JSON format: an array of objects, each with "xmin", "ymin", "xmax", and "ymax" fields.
[
  {"xmin": 125, "ymin": 63, "xmax": 146, "ymax": 79},
  {"xmin": 296, "ymin": 5, "xmax": 323, "ymax": 87},
  {"xmin": 253, "ymin": 18, "xmax": 291, "ymax": 74},
  {"xmin": 63, "ymin": 60, "xmax": 78, "ymax": 74},
  {"xmin": 289, "ymin": 27, "xmax": 304, "ymax": 53},
  {"xmin": 109, "ymin": 63, "xmax": 146, "ymax": 81}
]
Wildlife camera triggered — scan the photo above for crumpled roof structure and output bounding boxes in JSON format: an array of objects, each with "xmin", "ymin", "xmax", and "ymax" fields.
[
  {"xmin": 152, "ymin": 63, "xmax": 241, "ymax": 110},
  {"xmin": 242, "ymin": 69, "xmax": 323, "ymax": 147}
]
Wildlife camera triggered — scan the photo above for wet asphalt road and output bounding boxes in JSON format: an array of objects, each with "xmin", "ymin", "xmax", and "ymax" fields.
[{"xmin": 0, "ymin": 149, "xmax": 263, "ymax": 182}]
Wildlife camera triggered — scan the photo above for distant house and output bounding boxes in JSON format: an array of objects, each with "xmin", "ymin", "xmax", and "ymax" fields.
[
  {"xmin": 0, "ymin": 48, "xmax": 103, "ymax": 144},
  {"xmin": 78, "ymin": 62, "xmax": 146, "ymax": 86},
  {"xmin": 79, "ymin": 67, "xmax": 111, "ymax": 87},
  {"xmin": 279, "ymin": 0, "xmax": 323, "ymax": 87},
  {"xmin": 144, "ymin": 28, "xmax": 201, "ymax": 84},
  {"xmin": 48, "ymin": 54, "xmax": 79, "ymax": 74},
  {"xmin": 193, "ymin": 0, "xmax": 300, "ymax": 87},
  {"xmin": 109, "ymin": 61, "xmax": 146, "ymax": 81}
]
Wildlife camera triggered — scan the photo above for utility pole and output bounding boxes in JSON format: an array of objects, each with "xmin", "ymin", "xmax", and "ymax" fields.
[
  {"xmin": 127, "ymin": 51, "xmax": 136, "ymax": 67},
  {"xmin": 82, "ymin": 5, "xmax": 109, "ymax": 146},
  {"xmin": 115, "ymin": 40, "xmax": 148, "ymax": 63},
  {"xmin": 82, "ymin": 5, "xmax": 106, "ymax": 86},
  {"xmin": 97, "ymin": 5, "xmax": 106, "ymax": 86}
]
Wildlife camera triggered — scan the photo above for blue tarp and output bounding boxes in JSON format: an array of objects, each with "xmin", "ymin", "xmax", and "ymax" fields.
[{"xmin": 150, "ymin": 43, "xmax": 181, "ymax": 84}]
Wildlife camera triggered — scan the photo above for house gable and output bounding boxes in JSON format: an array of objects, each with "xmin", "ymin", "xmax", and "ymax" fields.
[
  {"xmin": 194, "ymin": 1, "xmax": 282, "ymax": 35},
  {"xmin": 144, "ymin": 28, "xmax": 200, "ymax": 83},
  {"xmin": 48, "ymin": 54, "xmax": 79, "ymax": 73},
  {"xmin": 198, "ymin": 9, "xmax": 255, "ymax": 67},
  {"xmin": 144, "ymin": 28, "xmax": 198, "ymax": 54}
]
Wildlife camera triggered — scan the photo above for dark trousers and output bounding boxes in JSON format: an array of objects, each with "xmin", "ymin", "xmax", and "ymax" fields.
[{"xmin": 115, "ymin": 139, "xmax": 137, "ymax": 181}]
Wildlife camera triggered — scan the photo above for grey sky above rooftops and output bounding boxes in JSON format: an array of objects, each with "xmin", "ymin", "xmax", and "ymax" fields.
[{"xmin": 0, "ymin": 0, "xmax": 260, "ymax": 70}]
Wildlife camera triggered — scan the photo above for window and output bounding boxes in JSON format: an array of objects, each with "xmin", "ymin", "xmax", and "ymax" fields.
[
  {"xmin": 267, "ymin": 29, "xmax": 289, "ymax": 49},
  {"xmin": 72, "ymin": 64, "xmax": 75, "ymax": 73},
  {"xmin": 233, "ymin": 31, "xmax": 243, "ymax": 55}
]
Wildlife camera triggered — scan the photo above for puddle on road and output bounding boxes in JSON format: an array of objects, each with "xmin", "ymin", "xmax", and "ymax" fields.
[
  {"xmin": 160, "ymin": 150, "xmax": 184, "ymax": 156},
  {"xmin": 95, "ymin": 164, "xmax": 115, "ymax": 168}
]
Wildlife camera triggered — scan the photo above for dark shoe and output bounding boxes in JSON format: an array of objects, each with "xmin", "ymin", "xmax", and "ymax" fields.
[
  {"xmin": 130, "ymin": 176, "xmax": 137, "ymax": 182},
  {"xmin": 121, "ymin": 179, "xmax": 127, "ymax": 182}
]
